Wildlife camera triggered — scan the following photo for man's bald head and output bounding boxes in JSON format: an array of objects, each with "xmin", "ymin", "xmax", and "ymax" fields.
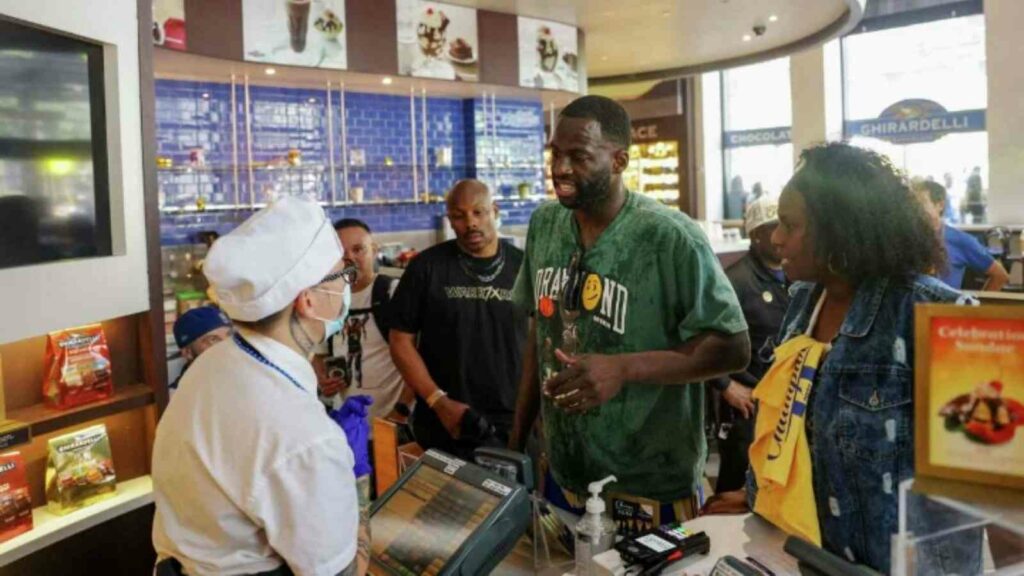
[
  {"xmin": 446, "ymin": 179, "xmax": 500, "ymax": 257},
  {"xmin": 446, "ymin": 179, "xmax": 492, "ymax": 208}
]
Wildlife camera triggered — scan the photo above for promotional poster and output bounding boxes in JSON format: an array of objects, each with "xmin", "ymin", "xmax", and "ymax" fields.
[{"xmin": 918, "ymin": 307, "xmax": 1024, "ymax": 489}]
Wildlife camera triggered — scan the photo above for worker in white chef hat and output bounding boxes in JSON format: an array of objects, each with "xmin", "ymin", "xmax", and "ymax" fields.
[{"xmin": 152, "ymin": 196, "xmax": 372, "ymax": 576}]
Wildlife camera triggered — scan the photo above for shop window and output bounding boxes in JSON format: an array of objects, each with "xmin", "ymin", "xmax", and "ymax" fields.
[
  {"xmin": 720, "ymin": 57, "xmax": 793, "ymax": 220},
  {"xmin": 843, "ymin": 7, "xmax": 987, "ymax": 222}
]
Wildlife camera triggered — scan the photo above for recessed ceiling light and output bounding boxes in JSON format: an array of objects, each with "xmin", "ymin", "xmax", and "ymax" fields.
[
  {"xmin": 769, "ymin": 14, "xmax": 779, "ymax": 22},
  {"xmin": 382, "ymin": 77, "xmax": 393, "ymax": 85},
  {"xmin": 308, "ymin": 98, "xmax": 317, "ymax": 103},
  {"xmin": 742, "ymin": 34, "xmax": 752, "ymax": 42},
  {"xmin": 264, "ymin": 67, "xmax": 276, "ymax": 75},
  {"xmin": 201, "ymin": 93, "xmax": 210, "ymax": 99}
]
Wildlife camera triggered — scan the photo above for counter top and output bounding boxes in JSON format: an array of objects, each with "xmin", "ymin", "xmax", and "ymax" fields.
[
  {"xmin": 593, "ymin": 513, "xmax": 798, "ymax": 576},
  {"xmin": 955, "ymin": 224, "xmax": 1024, "ymax": 232}
]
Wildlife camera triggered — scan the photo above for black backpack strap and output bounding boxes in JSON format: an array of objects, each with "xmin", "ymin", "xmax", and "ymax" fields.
[{"xmin": 371, "ymin": 274, "xmax": 398, "ymax": 343}]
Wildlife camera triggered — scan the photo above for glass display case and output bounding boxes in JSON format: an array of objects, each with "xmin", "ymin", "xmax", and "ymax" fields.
[
  {"xmin": 624, "ymin": 140, "xmax": 680, "ymax": 204},
  {"xmin": 893, "ymin": 479, "xmax": 1024, "ymax": 575}
]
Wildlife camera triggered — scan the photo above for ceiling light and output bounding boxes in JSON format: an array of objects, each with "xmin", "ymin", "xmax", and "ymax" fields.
[
  {"xmin": 769, "ymin": 14, "xmax": 778, "ymax": 22},
  {"xmin": 742, "ymin": 34, "xmax": 752, "ymax": 42},
  {"xmin": 201, "ymin": 93, "xmax": 210, "ymax": 99},
  {"xmin": 382, "ymin": 77, "xmax": 393, "ymax": 85},
  {"xmin": 308, "ymin": 98, "xmax": 317, "ymax": 103},
  {"xmin": 265, "ymin": 67, "xmax": 276, "ymax": 75}
]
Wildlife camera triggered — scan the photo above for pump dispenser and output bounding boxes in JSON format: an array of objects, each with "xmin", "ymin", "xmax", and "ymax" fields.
[{"xmin": 574, "ymin": 475, "xmax": 617, "ymax": 576}]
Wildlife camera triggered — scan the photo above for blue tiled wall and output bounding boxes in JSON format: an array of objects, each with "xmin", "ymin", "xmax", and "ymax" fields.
[
  {"xmin": 156, "ymin": 79, "xmax": 548, "ymax": 245},
  {"xmin": 469, "ymin": 98, "xmax": 546, "ymax": 198}
]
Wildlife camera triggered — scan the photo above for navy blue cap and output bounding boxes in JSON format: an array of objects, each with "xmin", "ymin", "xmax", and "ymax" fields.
[{"xmin": 174, "ymin": 306, "xmax": 232, "ymax": 350}]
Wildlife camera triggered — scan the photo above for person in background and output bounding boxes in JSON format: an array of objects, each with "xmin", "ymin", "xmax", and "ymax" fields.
[
  {"xmin": 509, "ymin": 95, "xmax": 750, "ymax": 523},
  {"xmin": 703, "ymin": 143, "xmax": 981, "ymax": 575},
  {"xmin": 965, "ymin": 165, "xmax": 986, "ymax": 222},
  {"xmin": 914, "ymin": 180, "xmax": 1009, "ymax": 291},
  {"xmin": 152, "ymin": 197, "xmax": 370, "ymax": 576},
  {"xmin": 708, "ymin": 195, "xmax": 789, "ymax": 493},
  {"xmin": 316, "ymin": 218, "xmax": 415, "ymax": 420},
  {"xmin": 169, "ymin": 306, "xmax": 233, "ymax": 391},
  {"xmin": 389, "ymin": 180, "xmax": 527, "ymax": 460}
]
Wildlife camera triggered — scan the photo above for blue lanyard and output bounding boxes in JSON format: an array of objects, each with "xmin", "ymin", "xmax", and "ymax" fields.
[{"xmin": 233, "ymin": 334, "xmax": 306, "ymax": 393}]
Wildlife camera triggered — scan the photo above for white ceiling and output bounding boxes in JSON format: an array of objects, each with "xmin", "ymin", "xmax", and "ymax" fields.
[{"xmin": 442, "ymin": 0, "xmax": 855, "ymax": 79}]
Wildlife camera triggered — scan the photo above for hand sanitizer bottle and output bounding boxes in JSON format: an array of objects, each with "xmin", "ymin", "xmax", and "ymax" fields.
[{"xmin": 575, "ymin": 475, "xmax": 617, "ymax": 576}]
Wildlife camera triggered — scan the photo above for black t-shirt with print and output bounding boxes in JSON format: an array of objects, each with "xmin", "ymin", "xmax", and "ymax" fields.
[{"xmin": 391, "ymin": 239, "xmax": 527, "ymax": 428}]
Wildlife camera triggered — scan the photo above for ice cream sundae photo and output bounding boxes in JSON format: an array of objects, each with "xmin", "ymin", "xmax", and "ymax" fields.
[
  {"xmin": 417, "ymin": 7, "xmax": 450, "ymax": 58},
  {"xmin": 939, "ymin": 380, "xmax": 1024, "ymax": 445},
  {"xmin": 314, "ymin": 9, "xmax": 344, "ymax": 41},
  {"xmin": 537, "ymin": 26, "xmax": 559, "ymax": 72}
]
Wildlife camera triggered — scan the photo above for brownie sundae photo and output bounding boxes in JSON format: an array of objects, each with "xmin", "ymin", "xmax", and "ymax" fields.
[{"xmin": 939, "ymin": 380, "xmax": 1024, "ymax": 445}]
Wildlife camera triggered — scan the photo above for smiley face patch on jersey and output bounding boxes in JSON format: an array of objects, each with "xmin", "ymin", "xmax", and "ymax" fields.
[{"xmin": 582, "ymin": 273, "xmax": 603, "ymax": 311}]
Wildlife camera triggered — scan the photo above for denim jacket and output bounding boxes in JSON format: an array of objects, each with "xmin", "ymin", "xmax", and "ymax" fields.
[{"xmin": 751, "ymin": 275, "xmax": 982, "ymax": 574}]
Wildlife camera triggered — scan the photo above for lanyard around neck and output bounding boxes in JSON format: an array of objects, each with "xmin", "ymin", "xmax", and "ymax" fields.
[{"xmin": 233, "ymin": 334, "xmax": 306, "ymax": 393}]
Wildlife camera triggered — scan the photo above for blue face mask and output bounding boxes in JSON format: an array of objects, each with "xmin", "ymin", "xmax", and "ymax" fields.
[{"xmin": 315, "ymin": 284, "xmax": 351, "ymax": 341}]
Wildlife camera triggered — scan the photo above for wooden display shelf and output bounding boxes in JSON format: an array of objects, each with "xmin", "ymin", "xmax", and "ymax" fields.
[
  {"xmin": 0, "ymin": 475, "xmax": 154, "ymax": 568},
  {"xmin": 7, "ymin": 384, "xmax": 155, "ymax": 437}
]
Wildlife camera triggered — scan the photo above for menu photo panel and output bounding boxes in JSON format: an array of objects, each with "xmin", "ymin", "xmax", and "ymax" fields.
[
  {"xmin": 153, "ymin": 0, "xmax": 187, "ymax": 51},
  {"xmin": 396, "ymin": 0, "xmax": 479, "ymax": 82},
  {"xmin": 517, "ymin": 17, "xmax": 579, "ymax": 92},
  {"xmin": 243, "ymin": 0, "xmax": 348, "ymax": 69}
]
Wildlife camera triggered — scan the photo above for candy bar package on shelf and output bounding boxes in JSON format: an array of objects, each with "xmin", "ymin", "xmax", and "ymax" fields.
[
  {"xmin": 0, "ymin": 452, "xmax": 32, "ymax": 542},
  {"xmin": 45, "ymin": 424, "xmax": 117, "ymax": 515},
  {"xmin": 43, "ymin": 324, "xmax": 114, "ymax": 410}
]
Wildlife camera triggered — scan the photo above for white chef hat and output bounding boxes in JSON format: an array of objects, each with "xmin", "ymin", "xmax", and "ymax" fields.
[{"xmin": 204, "ymin": 196, "xmax": 343, "ymax": 322}]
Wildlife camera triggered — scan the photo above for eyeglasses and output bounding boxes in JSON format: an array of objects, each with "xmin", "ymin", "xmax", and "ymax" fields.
[{"xmin": 321, "ymin": 265, "xmax": 359, "ymax": 286}]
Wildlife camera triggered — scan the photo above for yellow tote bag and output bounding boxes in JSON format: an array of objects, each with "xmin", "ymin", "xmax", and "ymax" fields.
[{"xmin": 749, "ymin": 334, "xmax": 825, "ymax": 546}]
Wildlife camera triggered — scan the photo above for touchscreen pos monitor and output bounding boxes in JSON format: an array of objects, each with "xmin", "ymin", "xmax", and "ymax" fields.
[{"xmin": 368, "ymin": 449, "xmax": 531, "ymax": 576}]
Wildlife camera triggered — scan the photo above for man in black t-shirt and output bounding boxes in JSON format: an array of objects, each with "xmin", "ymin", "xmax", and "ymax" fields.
[{"xmin": 389, "ymin": 180, "xmax": 526, "ymax": 460}]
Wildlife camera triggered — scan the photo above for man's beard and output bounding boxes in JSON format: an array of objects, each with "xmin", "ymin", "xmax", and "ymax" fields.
[{"xmin": 560, "ymin": 167, "xmax": 613, "ymax": 210}]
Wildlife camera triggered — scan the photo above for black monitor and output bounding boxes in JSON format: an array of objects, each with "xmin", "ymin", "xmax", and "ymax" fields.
[
  {"xmin": 369, "ymin": 450, "xmax": 531, "ymax": 576},
  {"xmin": 0, "ymin": 16, "xmax": 112, "ymax": 270}
]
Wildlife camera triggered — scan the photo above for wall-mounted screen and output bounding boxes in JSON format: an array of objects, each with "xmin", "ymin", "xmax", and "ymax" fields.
[{"xmin": 0, "ymin": 17, "xmax": 112, "ymax": 270}]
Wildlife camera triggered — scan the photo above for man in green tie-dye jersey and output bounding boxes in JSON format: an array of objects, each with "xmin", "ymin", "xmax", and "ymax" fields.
[{"xmin": 510, "ymin": 96, "xmax": 750, "ymax": 519}]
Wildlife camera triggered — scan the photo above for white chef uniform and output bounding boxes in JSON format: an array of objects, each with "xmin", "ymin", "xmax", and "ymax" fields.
[{"xmin": 152, "ymin": 197, "xmax": 358, "ymax": 576}]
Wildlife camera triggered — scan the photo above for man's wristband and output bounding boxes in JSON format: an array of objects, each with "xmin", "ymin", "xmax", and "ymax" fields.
[{"xmin": 426, "ymin": 389, "xmax": 448, "ymax": 408}]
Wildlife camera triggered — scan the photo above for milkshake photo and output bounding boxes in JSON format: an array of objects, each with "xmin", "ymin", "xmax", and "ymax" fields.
[{"xmin": 286, "ymin": 0, "xmax": 311, "ymax": 53}]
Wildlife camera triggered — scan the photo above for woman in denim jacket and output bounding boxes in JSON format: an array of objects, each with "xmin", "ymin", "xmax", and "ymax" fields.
[{"xmin": 704, "ymin": 143, "xmax": 982, "ymax": 574}]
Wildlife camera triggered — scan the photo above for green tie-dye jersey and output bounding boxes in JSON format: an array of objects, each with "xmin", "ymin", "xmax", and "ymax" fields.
[{"xmin": 513, "ymin": 192, "xmax": 747, "ymax": 502}]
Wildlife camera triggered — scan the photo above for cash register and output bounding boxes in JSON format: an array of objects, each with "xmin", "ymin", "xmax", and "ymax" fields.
[{"xmin": 368, "ymin": 449, "xmax": 531, "ymax": 576}]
